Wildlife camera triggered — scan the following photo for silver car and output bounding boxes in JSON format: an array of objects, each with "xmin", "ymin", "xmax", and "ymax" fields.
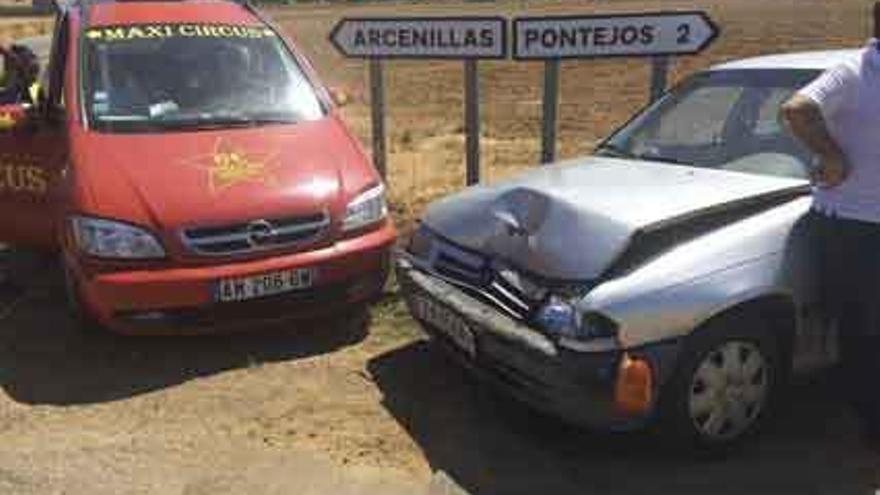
[{"xmin": 396, "ymin": 50, "xmax": 858, "ymax": 449}]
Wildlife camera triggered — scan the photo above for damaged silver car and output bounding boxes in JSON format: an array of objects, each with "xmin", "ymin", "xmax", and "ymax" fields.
[{"xmin": 397, "ymin": 50, "xmax": 858, "ymax": 448}]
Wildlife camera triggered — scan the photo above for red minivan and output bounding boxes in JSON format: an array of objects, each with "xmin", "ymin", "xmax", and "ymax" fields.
[{"xmin": 0, "ymin": 0, "xmax": 396, "ymax": 333}]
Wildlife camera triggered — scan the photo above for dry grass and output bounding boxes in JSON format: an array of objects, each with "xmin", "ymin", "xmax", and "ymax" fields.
[
  {"xmin": 0, "ymin": 16, "xmax": 52, "ymax": 43},
  {"xmin": 270, "ymin": 0, "xmax": 874, "ymax": 231}
]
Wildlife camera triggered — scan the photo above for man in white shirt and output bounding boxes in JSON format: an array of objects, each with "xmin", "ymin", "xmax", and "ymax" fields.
[{"xmin": 782, "ymin": 7, "xmax": 880, "ymax": 446}]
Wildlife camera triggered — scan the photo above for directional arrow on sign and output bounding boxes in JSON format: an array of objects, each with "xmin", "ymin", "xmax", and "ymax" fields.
[
  {"xmin": 330, "ymin": 17, "xmax": 507, "ymax": 59},
  {"xmin": 514, "ymin": 11, "xmax": 719, "ymax": 60}
]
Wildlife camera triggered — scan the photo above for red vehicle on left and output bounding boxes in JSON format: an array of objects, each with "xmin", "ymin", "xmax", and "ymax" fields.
[{"xmin": 0, "ymin": 0, "xmax": 396, "ymax": 334}]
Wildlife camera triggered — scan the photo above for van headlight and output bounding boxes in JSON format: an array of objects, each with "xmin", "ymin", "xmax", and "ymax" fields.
[
  {"xmin": 70, "ymin": 216, "xmax": 165, "ymax": 259},
  {"xmin": 342, "ymin": 184, "xmax": 388, "ymax": 232}
]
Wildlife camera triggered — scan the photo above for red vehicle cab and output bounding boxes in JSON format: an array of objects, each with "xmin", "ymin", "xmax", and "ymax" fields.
[{"xmin": 0, "ymin": 0, "xmax": 396, "ymax": 333}]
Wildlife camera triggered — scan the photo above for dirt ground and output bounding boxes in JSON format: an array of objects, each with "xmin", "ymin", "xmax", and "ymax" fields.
[
  {"xmin": 2, "ymin": 257, "xmax": 880, "ymax": 495},
  {"xmin": 2, "ymin": 0, "xmax": 880, "ymax": 494}
]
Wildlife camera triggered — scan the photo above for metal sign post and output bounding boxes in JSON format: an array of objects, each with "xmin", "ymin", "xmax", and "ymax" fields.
[
  {"xmin": 464, "ymin": 59, "xmax": 480, "ymax": 185},
  {"xmin": 649, "ymin": 56, "xmax": 670, "ymax": 103},
  {"xmin": 330, "ymin": 17, "xmax": 507, "ymax": 185},
  {"xmin": 541, "ymin": 59, "xmax": 560, "ymax": 164},
  {"xmin": 368, "ymin": 59, "xmax": 387, "ymax": 178},
  {"xmin": 875, "ymin": 1, "xmax": 880, "ymax": 39},
  {"xmin": 331, "ymin": 12, "xmax": 717, "ymax": 179},
  {"xmin": 514, "ymin": 11, "xmax": 719, "ymax": 164}
]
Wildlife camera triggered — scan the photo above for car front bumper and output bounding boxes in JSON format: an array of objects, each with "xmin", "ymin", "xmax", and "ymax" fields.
[
  {"xmin": 69, "ymin": 224, "xmax": 396, "ymax": 334},
  {"xmin": 396, "ymin": 253, "xmax": 681, "ymax": 432}
]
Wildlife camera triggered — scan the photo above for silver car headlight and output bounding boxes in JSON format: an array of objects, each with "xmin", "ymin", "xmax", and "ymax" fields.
[
  {"xmin": 70, "ymin": 215, "xmax": 165, "ymax": 259},
  {"xmin": 535, "ymin": 297, "xmax": 617, "ymax": 341},
  {"xmin": 342, "ymin": 184, "xmax": 388, "ymax": 232}
]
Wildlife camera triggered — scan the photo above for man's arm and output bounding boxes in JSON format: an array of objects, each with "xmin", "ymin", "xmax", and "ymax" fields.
[{"xmin": 781, "ymin": 93, "xmax": 847, "ymax": 187}]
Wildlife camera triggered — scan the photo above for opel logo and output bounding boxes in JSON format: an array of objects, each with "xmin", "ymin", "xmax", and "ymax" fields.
[{"xmin": 246, "ymin": 219, "xmax": 277, "ymax": 247}]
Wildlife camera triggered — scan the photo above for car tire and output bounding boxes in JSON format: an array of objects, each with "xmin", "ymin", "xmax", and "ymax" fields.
[
  {"xmin": 61, "ymin": 257, "xmax": 105, "ymax": 335},
  {"xmin": 658, "ymin": 315, "xmax": 780, "ymax": 454}
]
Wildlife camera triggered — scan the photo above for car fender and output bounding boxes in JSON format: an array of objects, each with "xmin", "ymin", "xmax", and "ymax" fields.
[
  {"xmin": 579, "ymin": 199, "xmax": 812, "ymax": 349},
  {"xmin": 590, "ymin": 254, "xmax": 794, "ymax": 348}
]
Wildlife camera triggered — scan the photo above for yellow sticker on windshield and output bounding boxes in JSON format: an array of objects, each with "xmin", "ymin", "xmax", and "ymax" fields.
[
  {"xmin": 184, "ymin": 139, "xmax": 279, "ymax": 194},
  {"xmin": 86, "ymin": 24, "xmax": 275, "ymax": 42}
]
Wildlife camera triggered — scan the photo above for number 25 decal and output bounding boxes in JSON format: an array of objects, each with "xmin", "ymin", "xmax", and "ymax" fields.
[{"xmin": 677, "ymin": 24, "xmax": 691, "ymax": 44}]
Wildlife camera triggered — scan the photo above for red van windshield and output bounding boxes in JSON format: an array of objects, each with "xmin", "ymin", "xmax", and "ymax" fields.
[{"xmin": 82, "ymin": 23, "xmax": 325, "ymax": 132}]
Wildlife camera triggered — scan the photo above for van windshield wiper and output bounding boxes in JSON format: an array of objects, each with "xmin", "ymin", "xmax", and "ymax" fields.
[{"xmin": 156, "ymin": 112, "xmax": 298, "ymax": 129}]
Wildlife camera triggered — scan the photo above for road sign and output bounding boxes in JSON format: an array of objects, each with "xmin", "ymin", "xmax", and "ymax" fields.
[
  {"xmin": 513, "ymin": 12, "xmax": 719, "ymax": 60},
  {"xmin": 329, "ymin": 12, "xmax": 721, "ymax": 180},
  {"xmin": 329, "ymin": 17, "xmax": 508, "ymax": 186},
  {"xmin": 330, "ymin": 17, "xmax": 507, "ymax": 59},
  {"xmin": 513, "ymin": 11, "xmax": 719, "ymax": 164}
]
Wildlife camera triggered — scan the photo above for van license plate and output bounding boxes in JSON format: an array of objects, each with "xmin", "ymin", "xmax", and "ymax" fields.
[
  {"xmin": 412, "ymin": 296, "xmax": 476, "ymax": 357},
  {"xmin": 216, "ymin": 268, "xmax": 315, "ymax": 303}
]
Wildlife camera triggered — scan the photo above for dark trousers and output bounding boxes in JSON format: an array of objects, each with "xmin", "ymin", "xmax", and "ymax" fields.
[{"xmin": 812, "ymin": 209, "xmax": 880, "ymax": 428}]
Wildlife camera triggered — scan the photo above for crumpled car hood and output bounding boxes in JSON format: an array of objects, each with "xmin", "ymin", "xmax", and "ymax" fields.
[{"xmin": 421, "ymin": 156, "xmax": 809, "ymax": 281}]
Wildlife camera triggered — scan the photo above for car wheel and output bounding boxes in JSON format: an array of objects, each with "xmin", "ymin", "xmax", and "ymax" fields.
[
  {"xmin": 659, "ymin": 317, "xmax": 779, "ymax": 453},
  {"xmin": 61, "ymin": 257, "xmax": 105, "ymax": 334}
]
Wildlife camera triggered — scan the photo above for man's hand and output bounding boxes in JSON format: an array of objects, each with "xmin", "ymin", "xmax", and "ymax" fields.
[
  {"xmin": 813, "ymin": 152, "xmax": 848, "ymax": 188},
  {"xmin": 781, "ymin": 94, "xmax": 848, "ymax": 188}
]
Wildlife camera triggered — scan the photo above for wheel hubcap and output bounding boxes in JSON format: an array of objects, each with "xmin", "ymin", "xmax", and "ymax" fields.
[{"xmin": 688, "ymin": 340, "xmax": 769, "ymax": 441}]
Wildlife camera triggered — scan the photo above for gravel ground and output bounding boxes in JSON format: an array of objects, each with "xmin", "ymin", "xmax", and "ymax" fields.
[{"xmin": 0, "ymin": 252, "xmax": 878, "ymax": 495}]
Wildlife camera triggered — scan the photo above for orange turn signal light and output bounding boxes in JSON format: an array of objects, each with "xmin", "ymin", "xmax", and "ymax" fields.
[{"xmin": 614, "ymin": 353, "xmax": 654, "ymax": 417}]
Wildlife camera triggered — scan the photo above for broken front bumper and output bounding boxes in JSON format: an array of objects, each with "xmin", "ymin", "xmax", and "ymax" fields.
[{"xmin": 396, "ymin": 253, "xmax": 679, "ymax": 431}]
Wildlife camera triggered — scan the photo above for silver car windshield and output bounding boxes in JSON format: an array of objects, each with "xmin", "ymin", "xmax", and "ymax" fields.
[
  {"xmin": 598, "ymin": 69, "xmax": 821, "ymax": 179},
  {"xmin": 82, "ymin": 24, "xmax": 325, "ymax": 132}
]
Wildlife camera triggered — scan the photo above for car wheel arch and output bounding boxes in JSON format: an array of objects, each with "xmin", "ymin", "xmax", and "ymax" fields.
[
  {"xmin": 686, "ymin": 293, "xmax": 797, "ymax": 375},
  {"xmin": 654, "ymin": 293, "xmax": 796, "ymax": 450}
]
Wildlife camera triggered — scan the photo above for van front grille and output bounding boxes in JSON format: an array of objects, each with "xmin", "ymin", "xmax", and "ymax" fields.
[{"xmin": 181, "ymin": 212, "xmax": 330, "ymax": 256}]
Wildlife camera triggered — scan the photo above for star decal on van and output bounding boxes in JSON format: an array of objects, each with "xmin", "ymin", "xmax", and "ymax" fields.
[{"xmin": 185, "ymin": 139, "xmax": 279, "ymax": 194}]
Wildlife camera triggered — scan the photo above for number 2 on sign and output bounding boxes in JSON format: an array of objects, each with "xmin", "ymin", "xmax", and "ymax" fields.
[{"xmin": 677, "ymin": 24, "xmax": 691, "ymax": 44}]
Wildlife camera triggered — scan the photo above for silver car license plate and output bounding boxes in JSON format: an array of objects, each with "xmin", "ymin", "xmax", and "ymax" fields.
[{"xmin": 412, "ymin": 296, "xmax": 476, "ymax": 357}]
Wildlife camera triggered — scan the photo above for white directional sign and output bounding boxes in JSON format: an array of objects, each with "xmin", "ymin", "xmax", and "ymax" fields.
[
  {"xmin": 330, "ymin": 17, "xmax": 507, "ymax": 59},
  {"xmin": 514, "ymin": 12, "xmax": 719, "ymax": 60}
]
